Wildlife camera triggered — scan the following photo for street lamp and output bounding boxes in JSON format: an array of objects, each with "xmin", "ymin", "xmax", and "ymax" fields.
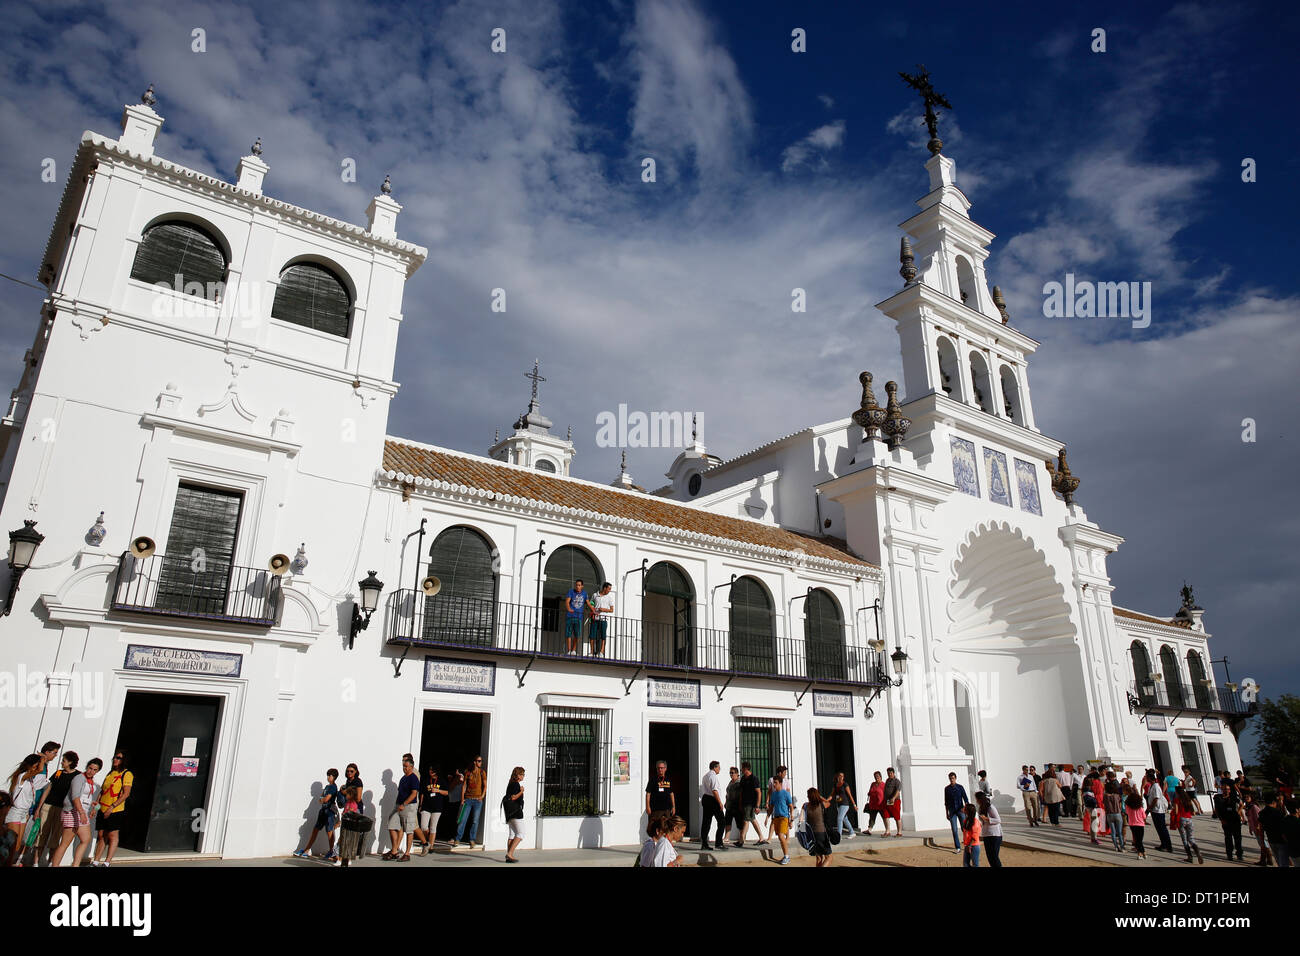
[
  {"xmin": 889, "ymin": 645, "xmax": 909, "ymax": 681},
  {"xmin": 5, "ymin": 520, "xmax": 45, "ymax": 616},
  {"xmin": 349, "ymin": 570, "xmax": 384, "ymax": 649}
]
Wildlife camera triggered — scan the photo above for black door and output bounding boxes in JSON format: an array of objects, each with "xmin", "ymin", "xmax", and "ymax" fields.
[
  {"xmin": 647, "ymin": 722, "xmax": 691, "ymax": 836},
  {"xmin": 815, "ymin": 728, "xmax": 857, "ymax": 830},
  {"xmin": 115, "ymin": 692, "xmax": 221, "ymax": 852},
  {"xmin": 419, "ymin": 710, "xmax": 489, "ymax": 842}
]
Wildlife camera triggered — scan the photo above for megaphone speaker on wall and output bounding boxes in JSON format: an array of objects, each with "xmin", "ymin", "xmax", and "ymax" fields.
[
  {"xmin": 268, "ymin": 553, "xmax": 291, "ymax": 576},
  {"xmin": 421, "ymin": 575, "xmax": 442, "ymax": 596},
  {"xmin": 129, "ymin": 536, "xmax": 156, "ymax": 559}
]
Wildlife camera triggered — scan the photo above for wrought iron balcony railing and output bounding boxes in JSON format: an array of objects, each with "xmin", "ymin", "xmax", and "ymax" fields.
[
  {"xmin": 386, "ymin": 590, "xmax": 890, "ymax": 688},
  {"xmin": 1129, "ymin": 680, "xmax": 1257, "ymax": 718},
  {"xmin": 111, "ymin": 552, "xmax": 281, "ymax": 627}
]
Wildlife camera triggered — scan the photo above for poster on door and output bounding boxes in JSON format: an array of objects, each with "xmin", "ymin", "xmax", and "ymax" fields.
[
  {"xmin": 614, "ymin": 751, "xmax": 630, "ymax": 784},
  {"xmin": 170, "ymin": 757, "xmax": 200, "ymax": 777}
]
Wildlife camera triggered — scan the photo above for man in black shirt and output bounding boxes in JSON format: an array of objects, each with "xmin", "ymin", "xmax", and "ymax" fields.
[
  {"xmin": 734, "ymin": 762, "xmax": 766, "ymax": 847},
  {"xmin": 1258, "ymin": 792, "xmax": 1288, "ymax": 867},
  {"xmin": 645, "ymin": 760, "xmax": 675, "ymax": 818},
  {"xmin": 1212, "ymin": 782, "xmax": 1244, "ymax": 862}
]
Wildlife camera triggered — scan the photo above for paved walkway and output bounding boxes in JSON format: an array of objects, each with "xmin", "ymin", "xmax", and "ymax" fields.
[{"xmin": 999, "ymin": 812, "xmax": 1258, "ymax": 868}]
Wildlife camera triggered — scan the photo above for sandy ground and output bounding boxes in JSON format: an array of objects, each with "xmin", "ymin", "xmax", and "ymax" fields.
[{"xmin": 690, "ymin": 837, "xmax": 1117, "ymax": 867}]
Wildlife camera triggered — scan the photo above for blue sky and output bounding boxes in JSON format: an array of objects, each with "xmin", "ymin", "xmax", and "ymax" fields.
[{"xmin": 1, "ymin": 0, "xmax": 1296, "ymax": 759}]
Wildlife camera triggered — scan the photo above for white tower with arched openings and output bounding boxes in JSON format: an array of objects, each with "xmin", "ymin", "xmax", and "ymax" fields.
[{"xmin": 877, "ymin": 152, "xmax": 1038, "ymax": 445}]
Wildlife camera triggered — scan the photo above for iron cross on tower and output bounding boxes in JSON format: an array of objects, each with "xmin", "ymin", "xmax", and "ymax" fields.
[
  {"xmin": 525, "ymin": 359, "xmax": 546, "ymax": 402},
  {"xmin": 899, "ymin": 65, "xmax": 953, "ymax": 156}
]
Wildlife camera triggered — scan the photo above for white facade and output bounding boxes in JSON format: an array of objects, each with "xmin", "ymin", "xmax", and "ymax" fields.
[{"xmin": 0, "ymin": 98, "xmax": 1246, "ymax": 860}]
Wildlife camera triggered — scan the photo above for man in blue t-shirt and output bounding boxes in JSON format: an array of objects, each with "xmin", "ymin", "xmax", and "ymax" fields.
[
  {"xmin": 564, "ymin": 579, "xmax": 586, "ymax": 655},
  {"xmin": 767, "ymin": 766, "xmax": 794, "ymax": 865},
  {"xmin": 384, "ymin": 754, "xmax": 421, "ymax": 861}
]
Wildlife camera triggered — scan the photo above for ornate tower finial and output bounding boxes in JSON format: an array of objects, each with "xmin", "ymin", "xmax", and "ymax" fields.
[
  {"xmin": 620, "ymin": 449, "xmax": 627, "ymax": 474},
  {"xmin": 1046, "ymin": 447, "xmax": 1081, "ymax": 506},
  {"xmin": 898, "ymin": 65, "xmax": 952, "ymax": 156},
  {"xmin": 494, "ymin": 428, "xmax": 499, "ymax": 443},
  {"xmin": 141, "ymin": 83, "xmax": 157, "ymax": 107},
  {"xmin": 566, "ymin": 424, "xmax": 572, "ymax": 442},
  {"xmin": 380, "ymin": 174, "xmax": 392, "ymax": 195},
  {"xmin": 250, "ymin": 137, "xmax": 263, "ymax": 157},
  {"xmin": 851, "ymin": 371, "xmax": 887, "ymax": 441},
  {"xmin": 991, "ymin": 285, "xmax": 1010, "ymax": 324},
  {"xmin": 691, "ymin": 412, "xmax": 698, "ymax": 443},
  {"xmin": 1179, "ymin": 582, "xmax": 1201, "ymax": 611},
  {"xmin": 881, "ymin": 381, "xmax": 912, "ymax": 450},
  {"xmin": 899, "ymin": 237, "xmax": 917, "ymax": 285}
]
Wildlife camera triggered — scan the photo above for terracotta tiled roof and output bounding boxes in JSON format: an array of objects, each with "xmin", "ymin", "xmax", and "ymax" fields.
[
  {"xmin": 1113, "ymin": 607, "xmax": 1193, "ymax": 630},
  {"xmin": 382, "ymin": 440, "xmax": 875, "ymax": 569}
]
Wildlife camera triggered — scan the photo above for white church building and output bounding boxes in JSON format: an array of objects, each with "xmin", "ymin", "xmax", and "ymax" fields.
[{"xmin": 0, "ymin": 88, "xmax": 1254, "ymax": 859}]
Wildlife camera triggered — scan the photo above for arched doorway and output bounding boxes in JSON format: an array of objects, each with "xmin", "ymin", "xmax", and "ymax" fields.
[
  {"xmin": 1130, "ymin": 641, "xmax": 1155, "ymax": 704},
  {"xmin": 1159, "ymin": 645, "xmax": 1185, "ymax": 708},
  {"xmin": 729, "ymin": 576, "xmax": 775, "ymax": 675},
  {"xmin": 643, "ymin": 562, "xmax": 695, "ymax": 667},
  {"xmin": 423, "ymin": 526, "xmax": 498, "ymax": 647},
  {"xmin": 946, "ymin": 524, "xmax": 1083, "ymax": 778},
  {"xmin": 541, "ymin": 545, "xmax": 603, "ymax": 654},
  {"xmin": 1186, "ymin": 650, "xmax": 1212, "ymax": 709}
]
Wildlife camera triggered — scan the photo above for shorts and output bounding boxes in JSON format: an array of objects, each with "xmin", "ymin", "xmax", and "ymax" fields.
[
  {"xmin": 388, "ymin": 803, "xmax": 418, "ymax": 834},
  {"xmin": 508, "ymin": 818, "xmax": 526, "ymax": 839},
  {"xmin": 61, "ymin": 810, "xmax": 83, "ymax": 828},
  {"xmin": 96, "ymin": 811, "xmax": 124, "ymax": 832},
  {"xmin": 564, "ymin": 617, "xmax": 584, "ymax": 639},
  {"xmin": 740, "ymin": 805, "xmax": 758, "ymax": 823},
  {"xmin": 882, "ymin": 803, "xmax": 901, "ymax": 820},
  {"xmin": 316, "ymin": 806, "xmax": 338, "ymax": 832},
  {"xmin": 773, "ymin": 816, "xmax": 790, "ymax": 836},
  {"xmin": 588, "ymin": 620, "xmax": 607, "ymax": 644},
  {"xmin": 419, "ymin": 809, "xmax": 442, "ymax": 833}
]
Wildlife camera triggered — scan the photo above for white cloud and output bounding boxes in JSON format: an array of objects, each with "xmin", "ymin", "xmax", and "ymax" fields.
[{"xmin": 780, "ymin": 120, "xmax": 846, "ymax": 173}]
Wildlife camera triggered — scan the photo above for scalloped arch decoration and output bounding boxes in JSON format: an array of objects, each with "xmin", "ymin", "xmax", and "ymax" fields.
[{"xmin": 946, "ymin": 520, "xmax": 1074, "ymax": 647}]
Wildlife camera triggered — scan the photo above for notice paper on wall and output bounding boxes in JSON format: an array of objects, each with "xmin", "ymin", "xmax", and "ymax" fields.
[
  {"xmin": 170, "ymin": 757, "xmax": 200, "ymax": 777},
  {"xmin": 181, "ymin": 737, "xmax": 198, "ymax": 757}
]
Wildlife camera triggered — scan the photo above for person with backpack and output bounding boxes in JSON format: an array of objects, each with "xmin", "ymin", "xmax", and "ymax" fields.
[
  {"xmin": 803, "ymin": 788, "xmax": 834, "ymax": 866},
  {"xmin": 503, "ymin": 766, "xmax": 526, "ymax": 863},
  {"xmin": 1125, "ymin": 788, "xmax": 1147, "ymax": 860},
  {"xmin": 91, "ymin": 751, "xmax": 132, "ymax": 867}
]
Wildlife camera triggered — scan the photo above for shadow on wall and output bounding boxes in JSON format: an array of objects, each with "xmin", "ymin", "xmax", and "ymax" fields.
[{"xmin": 578, "ymin": 816, "xmax": 605, "ymax": 848}]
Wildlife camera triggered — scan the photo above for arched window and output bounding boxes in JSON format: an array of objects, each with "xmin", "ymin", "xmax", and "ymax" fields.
[
  {"xmin": 1186, "ymin": 650, "xmax": 1213, "ymax": 709},
  {"xmin": 423, "ymin": 527, "xmax": 497, "ymax": 647},
  {"xmin": 936, "ymin": 336, "xmax": 958, "ymax": 398},
  {"xmin": 541, "ymin": 545, "xmax": 603, "ymax": 651},
  {"xmin": 1159, "ymin": 645, "xmax": 1185, "ymax": 708},
  {"xmin": 535, "ymin": 459, "xmax": 557, "ymax": 473},
  {"xmin": 1130, "ymin": 641, "xmax": 1154, "ymax": 703},
  {"xmin": 805, "ymin": 588, "xmax": 845, "ymax": 681},
  {"xmin": 643, "ymin": 562, "xmax": 695, "ymax": 667},
  {"xmin": 968, "ymin": 351, "xmax": 992, "ymax": 413},
  {"xmin": 999, "ymin": 365, "xmax": 1023, "ymax": 424},
  {"xmin": 955, "ymin": 256, "xmax": 977, "ymax": 307},
  {"xmin": 130, "ymin": 220, "xmax": 226, "ymax": 298},
  {"xmin": 271, "ymin": 261, "xmax": 352, "ymax": 337},
  {"xmin": 729, "ymin": 576, "xmax": 775, "ymax": 675}
]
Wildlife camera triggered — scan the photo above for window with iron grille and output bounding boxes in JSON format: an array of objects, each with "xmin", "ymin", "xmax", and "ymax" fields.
[
  {"xmin": 735, "ymin": 716, "xmax": 792, "ymax": 792},
  {"xmin": 271, "ymin": 262, "xmax": 352, "ymax": 337},
  {"xmin": 156, "ymin": 484, "xmax": 243, "ymax": 616},
  {"xmin": 129, "ymin": 221, "xmax": 227, "ymax": 298},
  {"xmin": 729, "ymin": 576, "xmax": 775, "ymax": 675},
  {"xmin": 1159, "ymin": 645, "xmax": 1186, "ymax": 708},
  {"xmin": 805, "ymin": 588, "xmax": 845, "ymax": 681},
  {"xmin": 1186, "ymin": 651, "xmax": 1213, "ymax": 710},
  {"xmin": 423, "ymin": 526, "xmax": 497, "ymax": 646},
  {"xmin": 538, "ymin": 706, "xmax": 611, "ymax": 816}
]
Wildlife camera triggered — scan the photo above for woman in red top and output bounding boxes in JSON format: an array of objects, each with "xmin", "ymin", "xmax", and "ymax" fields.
[{"xmin": 862, "ymin": 771, "xmax": 886, "ymax": 836}]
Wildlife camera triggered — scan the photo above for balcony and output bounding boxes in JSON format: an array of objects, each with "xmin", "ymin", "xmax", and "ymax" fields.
[
  {"xmin": 386, "ymin": 590, "xmax": 891, "ymax": 688},
  {"xmin": 111, "ymin": 552, "xmax": 281, "ymax": 627},
  {"xmin": 1129, "ymin": 680, "xmax": 1257, "ymax": 719}
]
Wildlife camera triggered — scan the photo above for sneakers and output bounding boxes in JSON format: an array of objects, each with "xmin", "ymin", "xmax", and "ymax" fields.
[
  {"xmin": 779, "ymin": 855, "xmax": 790, "ymax": 865},
  {"xmin": 293, "ymin": 849, "xmax": 309, "ymax": 858}
]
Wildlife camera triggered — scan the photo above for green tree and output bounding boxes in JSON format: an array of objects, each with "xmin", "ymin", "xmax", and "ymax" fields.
[{"xmin": 1254, "ymin": 694, "xmax": 1300, "ymax": 785}]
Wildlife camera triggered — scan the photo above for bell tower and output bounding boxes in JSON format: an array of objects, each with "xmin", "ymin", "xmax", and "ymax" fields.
[{"xmin": 488, "ymin": 360, "xmax": 575, "ymax": 475}]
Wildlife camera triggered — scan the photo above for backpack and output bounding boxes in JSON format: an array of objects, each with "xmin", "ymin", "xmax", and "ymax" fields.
[{"xmin": 1083, "ymin": 789, "xmax": 1098, "ymax": 810}]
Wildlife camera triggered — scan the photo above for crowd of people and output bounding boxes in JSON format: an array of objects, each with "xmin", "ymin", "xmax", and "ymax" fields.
[
  {"xmin": 1011, "ymin": 761, "xmax": 1299, "ymax": 867},
  {"xmin": 2, "ymin": 741, "xmax": 133, "ymax": 867}
]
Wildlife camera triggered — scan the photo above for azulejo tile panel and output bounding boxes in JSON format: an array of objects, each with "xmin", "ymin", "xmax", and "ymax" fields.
[
  {"xmin": 1015, "ymin": 458, "xmax": 1042, "ymax": 515},
  {"xmin": 950, "ymin": 436, "xmax": 980, "ymax": 498},
  {"xmin": 984, "ymin": 447, "xmax": 1012, "ymax": 507}
]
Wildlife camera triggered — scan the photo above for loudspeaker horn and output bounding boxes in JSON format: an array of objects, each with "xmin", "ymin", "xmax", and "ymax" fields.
[
  {"xmin": 268, "ymin": 553, "xmax": 291, "ymax": 576},
  {"xmin": 421, "ymin": 575, "xmax": 442, "ymax": 596},
  {"xmin": 129, "ymin": 535, "xmax": 156, "ymax": 559}
]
